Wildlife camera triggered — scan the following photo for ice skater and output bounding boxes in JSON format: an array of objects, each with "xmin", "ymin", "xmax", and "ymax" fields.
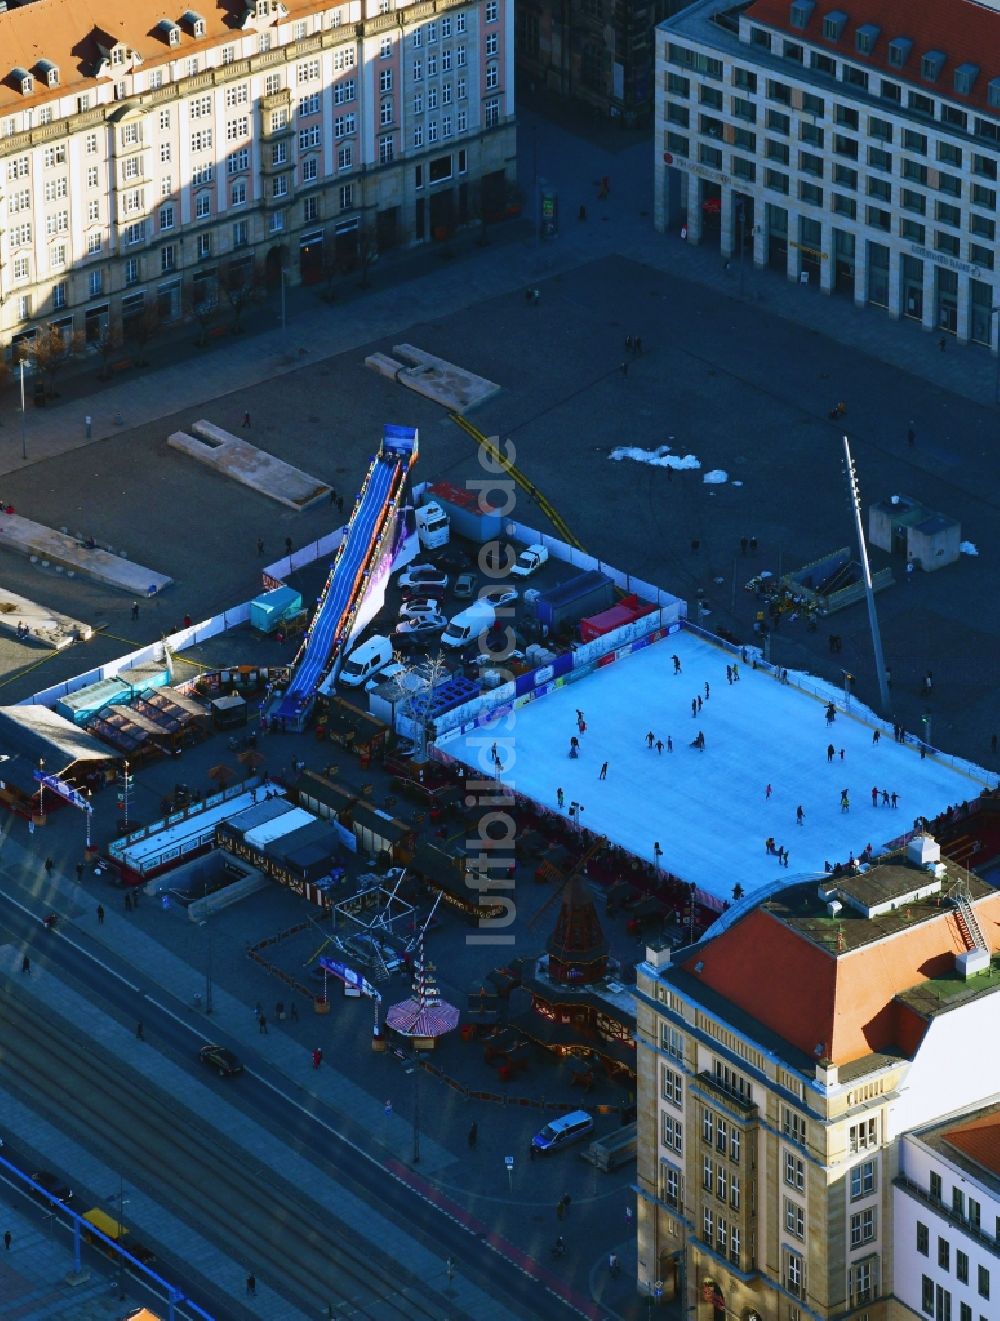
[
  {"xmin": 871, "ymin": 786, "xmax": 879, "ymax": 807},
  {"xmin": 704, "ymin": 681, "xmax": 710, "ymax": 700},
  {"xmin": 667, "ymin": 736, "xmax": 673, "ymax": 752},
  {"xmin": 726, "ymin": 664, "xmax": 733, "ymax": 684},
  {"xmin": 656, "ymin": 739, "xmax": 666, "ymax": 754},
  {"xmin": 691, "ymin": 699, "xmax": 697, "ymax": 718},
  {"xmin": 569, "ymin": 736, "xmax": 580, "ymax": 758},
  {"xmin": 840, "ymin": 790, "xmax": 850, "ymax": 812},
  {"xmin": 696, "ymin": 695, "xmax": 703, "ymax": 713},
  {"xmin": 881, "ymin": 788, "xmax": 890, "ymax": 806},
  {"xmin": 825, "ymin": 702, "xmax": 836, "ymax": 725},
  {"xmin": 796, "ymin": 805, "xmax": 804, "ymax": 825},
  {"xmin": 765, "ymin": 784, "xmax": 773, "ymax": 800},
  {"xmin": 732, "ymin": 663, "xmax": 740, "ymax": 682},
  {"xmin": 557, "ymin": 787, "xmax": 564, "ymax": 808},
  {"xmin": 890, "ymin": 791, "xmax": 899, "ymax": 808},
  {"xmin": 827, "ymin": 743, "xmax": 835, "ymax": 763},
  {"xmin": 872, "ymin": 729, "xmax": 881, "ymax": 744},
  {"xmin": 646, "ymin": 731, "xmax": 655, "ymax": 748},
  {"xmin": 672, "ymin": 655, "xmax": 682, "ymax": 674},
  {"xmin": 576, "ymin": 709, "xmax": 585, "ymax": 730},
  {"xmin": 781, "ymin": 849, "xmax": 789, "ymax": 868},
  {"xmin": 599, "ymin": 762, "xmax": 608, "ymax": 780},
  {"xmin": 691, "ymin": 730, "xmax": 706, "ymax": 751}
]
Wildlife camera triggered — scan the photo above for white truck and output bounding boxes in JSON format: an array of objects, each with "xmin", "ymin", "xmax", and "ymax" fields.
[
  {"xmin": 415, "ymin": 501, "xmax": 450, "ymax": 550},
  {"xmin": 510, "ymin": 544, "xmax": 548, "ymax": 577}
]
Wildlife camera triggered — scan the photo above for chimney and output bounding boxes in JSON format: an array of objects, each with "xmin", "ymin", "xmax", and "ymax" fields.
[{"xmin": 907, "ymin": 833, "xmax": 941, "ymax": 867}]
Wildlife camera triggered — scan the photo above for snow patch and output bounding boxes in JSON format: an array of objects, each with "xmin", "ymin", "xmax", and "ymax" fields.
[
  {"xmin": 703, "ymin": 469, "xmax": 728, "ymax": 484},
  {"xmin": 609, "ymin": 445, "xmax": 701, "ymax": 471},
  {"xmin": 960, "ymin": 541, "xmax": 979, "ymax": 556}
]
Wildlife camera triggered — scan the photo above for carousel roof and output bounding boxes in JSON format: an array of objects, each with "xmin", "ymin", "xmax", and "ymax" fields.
[{"xmin": 385, "ymin": 998, "xmax": 460, "ymax": 1038}]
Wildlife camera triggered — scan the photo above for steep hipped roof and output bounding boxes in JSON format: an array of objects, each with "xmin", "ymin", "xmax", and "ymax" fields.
[
  {"xmin": 678, "ymin": 883, "xmax": 1000, "ymax": 1066},
  {"xmin": 746, "ymin": 0, "xmax": 1000, "ymax": 118}
]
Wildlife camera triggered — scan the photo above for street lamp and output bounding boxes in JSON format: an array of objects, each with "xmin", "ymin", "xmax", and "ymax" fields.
[
  {"xmin": 735, "ymin": 197, "xmax": 746, "ymax": 298},
  {"xmin": 199, "ymin": 918, "xmax": 214, "ymax": 1014},
  {"xmin": 991, "ymin": 305, "xmax": 1000, "ymax": 403},
  {"xmin": 19, "ymin": 359, "xmax": 27, "ymax": 461}
]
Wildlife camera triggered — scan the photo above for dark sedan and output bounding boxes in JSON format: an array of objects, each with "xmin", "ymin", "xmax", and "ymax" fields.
[
  {"xmin": 199, "ymin": 1044, "xmax": 244, "ymax": 1077},
  {"xmin": 31, "ymin": 1170, "xmax": 73, "ymax": 1203}
]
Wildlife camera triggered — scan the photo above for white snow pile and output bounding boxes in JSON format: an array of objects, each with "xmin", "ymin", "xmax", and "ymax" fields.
[
  {"xmin": 960, "ymin": 541, "xmax": 979, "ymax": 556},
  {"xmin": 703, "ymin": 470, "xmax": 728, "ymax": 484},
  {"xmin": 609, "ymin": 444, "xmax": 700, "ymax": 471}
]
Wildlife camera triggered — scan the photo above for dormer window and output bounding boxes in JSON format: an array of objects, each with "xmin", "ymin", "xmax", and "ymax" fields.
[
  {"xmin": 921, "ymin": 50, "xmax": 945, "ymax": 83},
  {"xmin": 12, "ymin": 68, "xmax": 34, "ymax": 96},
  {"xmin": 888, "ymin": 37, "xmax": 911, "ymax": 68},
  {"xmin": 38, "ymin": 60, "xmax": 60, "ymax": 88},
  {"xmin": 183, "ymin": 10, "xmax": 206, "ymax": 37},
  {"xmin": 789, "ymin": 0, "xmax": 814, "ymax": 29},
  {"xmin": 822, "ymin": 10, "xmax": 847, "ymax": 42},
  {"xmin": 988, "ymin": 77, "xmax": 1000, "ymax": 110},
  {"xmin": 854, "ymin": 24, "xmax": 879, "ymax": 56},
  {"xmin": 157, "ymin": 19, "xmax": 181, "ymax": 46},
  {"xmin": 112, "ymin": 46, "xmax": 125, "ymax": 66},
  {"xmin": 953, "ymin": 63, "xmax": 978, "ymax": 96}
]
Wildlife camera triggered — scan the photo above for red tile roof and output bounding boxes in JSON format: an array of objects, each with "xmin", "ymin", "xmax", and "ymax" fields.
[
  {"xmin": 680, "ymin": 891, "xmax": 1000, "ymax": 1066},
  {"xmin": 746, "ymin": 0, "xmax": 1000, "ymax": 118},
  {"xmin": 942, "ymin": 1109, "xmax": 1000, "ymax": 1180}
]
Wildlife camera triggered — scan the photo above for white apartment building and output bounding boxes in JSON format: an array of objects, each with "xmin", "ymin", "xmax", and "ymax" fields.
[
  {"xmin": 654, "ymin": 0, "xmax": 1000, "ymax": 350},
  {"xmin": 0, "ymin": 0, "xmax": 516, "ymax": 358},
  {"xmin": 894, "ymin": 1106, "xmax": 999, "ymax": 1321}
]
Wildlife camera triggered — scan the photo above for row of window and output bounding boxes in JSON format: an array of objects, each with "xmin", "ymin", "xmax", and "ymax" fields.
[
  {"xmin": 921, "ymin": 1275, "xmax": 992, "ymax": 1321},
  {"xmin": 701, "ymin": 1207, "xmax": 742, "ymax": 1267},
  {"xmin": 702, "ymin": 1155, "xmax": 742, "ymax": 1208},
  {"xmin": 917, "ymin": 1223, "xmax": 991, "ymax": 1297}
]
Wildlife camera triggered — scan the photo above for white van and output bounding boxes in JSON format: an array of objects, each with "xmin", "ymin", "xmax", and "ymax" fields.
[
  {"xmin": 440, "ymin": 601, "xmax": 496, "ymax": 651},
  {"xmin": 339, "ymin": 635, "xmax": 393, "ymax": 687}
]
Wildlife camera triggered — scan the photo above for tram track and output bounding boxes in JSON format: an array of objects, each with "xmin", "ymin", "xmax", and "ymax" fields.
[{"xmin": 0, "ymin": 985, "xmax": 455, "ymax": 1320}]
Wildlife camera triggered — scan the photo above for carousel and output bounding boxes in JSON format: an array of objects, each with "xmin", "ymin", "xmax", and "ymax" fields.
[{"xmin": 385, "ymin": 939, "xmax": 459, "ymax": 1050}]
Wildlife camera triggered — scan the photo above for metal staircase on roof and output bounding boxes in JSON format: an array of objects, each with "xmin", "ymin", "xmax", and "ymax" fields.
[{"xmin": 952, "ymin": 890, "xmax": 988, "ymax": 955}]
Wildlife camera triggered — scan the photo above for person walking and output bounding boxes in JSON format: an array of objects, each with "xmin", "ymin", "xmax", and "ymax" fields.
[
  {"xmin": 75, "ymin": 862, "xmax": 84, "ymax": 882},
  {"xmin": 3, "ymin": 1231, "xmax": 11, "ymax": 1250},
  {"xmin": 290, "ymin": 1001, "xmax": 299, "ymax": 1022},
  {"xmin": 312, "ymin": 1046, "xmax": 323, "ymax": 1069},
  {"xmin": 907, "ymin": 421, "xmax": 916, "ymax": 448},
  {"xmin": 556, "ymin": 787, "xmax": 564, "ymax": 808},
  {"xmin": 136, "ymin": 1021, "xmax": 145, "ymax": 1041},
  {"xmin": 242, "ymin": 411, "xmax": 252, "ymax": 429},
  {"xmin": 130, "ymin": 601, "xmax": 140, "ymax": 621},
  {"xmin": 765, "ymin": 784, "xmax": 772, "ymax": 800},
  {"xmin": 44, "ymin": 857, "xmax": 54, "ymax": 876},
  {"xmin": 284, "ymin": 536, "xmax": 293, "ymax": 557},
  {"xmin": 246, "ymin": 1273, "xmax": 256, "ymax": 1296},
  {"xmin": 599, "ymin": 762, "xmax": 608, "ymax": 781},
  {"xmin": 468, "ymin": 1122, "xmax": 478, "ymax": 1148},
  {"xmin": 672, "ymin": 654, "xmax": 682, "ymax": 674},
  {"xmin": 96, "ymin": 904, "xmax": 105, "ymax": 925},
  {"xmin": 256, "ymin": 537, "xmax": 265, "ymax": 555},
  {"xmin": 21, "ymin": 955, "xmax": 30, "ymax": 975},
  {"xmin": 258, "ymin": 1014, "xmax": 268, "ymax": 1034}
]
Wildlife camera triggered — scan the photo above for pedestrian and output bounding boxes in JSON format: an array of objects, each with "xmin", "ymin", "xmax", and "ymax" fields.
[
  {"xmin": 258, "ymin": 1014, "xmax": 268, "ymax": 1034},
  {"xmin": 556, "ymin": 787, "xmax": 564, "ymax": 808},
  {"xmin": 749, "ymin": 536, "xmax": 758, "ymax": 553},
  {"xmin": 691, "ymin": 698, "xmax": 697, "ymax": 718},
  {"xmin": 907, "ymin": 422, "xmax": 916, "ymax": 448},
  {"xmin": 765, "ymin": 784, "xmax": 772, "ymax": 800},
  {"xmin": 646, "ymin": 731, "xmax": 655, "ymax": 748},
  {"xmin": 561, "ymin": 1193, "xmax": 572, "ymax": 1218},
  {"xmin": 726, "ymin": 664, "xmax": 733, "ymax": 684},
  {"xmin": 124, "ymin": 891, "xmax": 132, "ymax": 912},
  {"xmin": 131, "ymin": 601, "xmax": 139, "ymax": 621},
  {"xmin": 924, "ymin": 670, "xmax": 933, "ymax": 694},
  {"xmin": 75, "ymin": 862, "xmax": 84, "ymax": 882},
  {"xmin": 136, "ymin": 1020, "xmax": 144, "ymax": 1041},
  {"xmin": 21, "ymin": 954, "xmax": 29, "ymax": 975},
  {"xmin": 635, "ymin": 336, "xmax": 643, "ymax": 355},
  {"xmin": 891, "ymin": 791, "xmax": 898, "ymax": 808},
  {"xmin": 840, "ymin": 791, "xmax": 850, "ymax": 812},
  {"xmin": 939, "ymin": 335, "xmax": 946, "ymax": 352},
  {"xmin": 732, "ymin": 663, "xmax": 739, "ymax": 681},
  {"xmin": 246, "ymin": 1273, "xmax": 256, "ymax": 1296},
  {"xmin": 886, "ymin": 667, "xmax": 892, "ymax": 689},
  {"xmin": 28, "ymin": 819, "xmax": 34, "ymax": 836},
  {"xmin": 672, "ymin": 654, "xmax": 682, "ymax": 674},
  {"xmin": 468, "ymin": 1121, "xmax": 478, "ymax": 1148},
  {"xmin": 183, "ymin": 614, "xmax": 192, "ymax": 630},
  {"xmin": 3, "ymin": 1230, "xmax": 10, "ymax": 1250},
  {"xmin": 992, "ymin": 733, "xmax": 998, "ymax": 755},
  {"xmin": 906, "ymin": 559, "xmax": 914, "ymax": 583},
  {"xmin": 44, "ymin": 857, "xmax": 54, "ymax": 876},
  {"xmin": 625, "ymin": 335, "xmax": 633, "ymax": 352},
  {"xmin": 881, "ymin": 788, "xmax": 890, "ymax": 805},
  {"xmin": 827, "ymin": 743, "xmax": 835, "ymax": 763},
  {"xmin": 657, "ymin": 739, "xmax": 666, "ymax": 754},
  {"xmin": 872, "ymin": 729, "xmax": 880, "ymax": 744},
  {"xmin": 96, "ymin": 904, "xmax": 105, "ymax": 925},
  {"xmin": 312, "ymin": 1046, "xmax": 323, "ymax": 1069},
  {"xmin": 337, "ymin": 494, "xmax": 344, "ymax": 513},
  {"xmin": 696, "ymin": 695, "xmax": 703, "ymax": 713},
  {"xmin": 704, "ymin": 681, "xmax": 710, "ymax": 700},
  {"xmin": 825, "ymin": 703, "xmax": 836, "ymax": 726},
  {"xmin": 599, "ymin": 762, "xmax": 608, "ymax": 781},
  {"xmin": 242, "ymin": 411, "xmax": 252, "ymax": 428},
  {"xmin": 871, "ymin": 786, "xmax": 879, "ymax": 807},
  {"xmin": 739, "ymin": 537, "xmax": 749, "ymax": 556},
  {"xmin": 840, "ymin": 748, "xmax": 845, "ymax": 760},
  {"xmin": 620, "ymin": 360, "xmax": 628, "ymax": 378},
  {"xmin": 290, "ymin": 1001, "xmax": 299, "ymax": 1022},
  {"xmin": 796, "ymin": 805, "xmax": 804, "ymax": 825},
  {"xmin": 285, "ymin": 536, "xmax": 293, "ymax": 556},
  {"xmin": 257, "ymin": 537, "xmax": 264, "ymax": 555},
  {"xmin": 782, "ymin": 850, "xmax": 789, "ymax": 868}
]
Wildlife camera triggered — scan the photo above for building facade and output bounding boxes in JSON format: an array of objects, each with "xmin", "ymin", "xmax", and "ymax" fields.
[
  {"xmin": 0, "ymin": 0, "xmax": 516, "ymax": 359},
  {"xmin": 894, "ymin": 1108, "xmax": 999, "ymax": 1321},
  {"xmin": 635, "ymin": 836, "xmax": 1000, "ymax": 1319},
  {"xmin": 655, "ymin": 0, "xmax": 1000, "ymax": 350}
]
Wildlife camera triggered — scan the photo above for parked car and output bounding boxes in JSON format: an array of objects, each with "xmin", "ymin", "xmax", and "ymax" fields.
[
  {"xmin": 199, "ymin": 1044, "xmax": 244, "ymax": 1077},
  {"xmin": 453, "ymin": 572, "xmax": 477, "ymax": 600},
  {"xmin": 398, "ymin": 564, "xmax": 449, "ymax": 592},
  {"xmin": 510, "ymin": 544, "xmax": 549, "ymax": 577},
  {"xmin": 481, "ymin": 585, "xmax": 519, "ymax": 609},
  {"xmin": 530, "ymin": 1110, "xmax": 594, "ymax": 1155},
  {"xmin": 434, "ymin": 546, "xmax": 473, "ymax": 573},
  {"xmin": 392, "ymin": 616, "xmax": 447, "ymax": 648},
  {"xmin": 365, "ymin": 661, "xmax": 406, "ymax": 694},
  {"xmin": 31, "ymin": 1170, "xmax": 73, "ymax": 1203},
  {"xmin": 398, "ymin": 596, "xmax": 442, "ymax": 621}
]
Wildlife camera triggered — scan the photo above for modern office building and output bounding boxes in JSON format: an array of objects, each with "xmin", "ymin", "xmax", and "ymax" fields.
[
  {"xmin": 0, "ymin": 0, "xmax": 516, "ymax": 359},
  {"xmin": 635, "ymin": 834, "xmax": 1000, "ymax": 1319},
  {"xmin": 655, "ymin": 0, "xmax": 1000, "ymax": 349},
  {"xmin": 894, "ymin": 1104, "xmax": 998, "ymax": 1321}
]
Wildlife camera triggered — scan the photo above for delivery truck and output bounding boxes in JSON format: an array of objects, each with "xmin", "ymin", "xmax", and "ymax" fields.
[{"xmin": 535, "ymin": 571, "xmax": 615, "ymax": 633}]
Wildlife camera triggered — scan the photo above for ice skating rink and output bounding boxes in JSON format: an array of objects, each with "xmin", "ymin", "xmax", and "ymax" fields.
[{"xmin": 444, "ymin": 631, "xmax": 989, "ymax": 902}]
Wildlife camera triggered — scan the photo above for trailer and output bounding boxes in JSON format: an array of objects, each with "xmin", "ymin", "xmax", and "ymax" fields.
[{"xmin": 535, "ymin": 571, "xmax": 615, "ymax": 633}]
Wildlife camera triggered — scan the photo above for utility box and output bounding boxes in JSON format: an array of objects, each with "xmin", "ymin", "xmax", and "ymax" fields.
[{"xmin": 868, "ymin": 494, "xmax": 961, "ymax": 573}]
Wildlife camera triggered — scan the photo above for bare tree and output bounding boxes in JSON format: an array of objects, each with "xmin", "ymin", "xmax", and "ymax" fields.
[
  {"xmin": 223, "ymin": 260, "xmax": 261, "ymax": 334},
  {"xmin": 192, "ymin": 294, "xmax": 219, "ymax": 347},
  {"xmin": 96, "ymin": 320, "xmax": 123, "ymax": 380},
  {"xmin": 31, "ymin": 326, "xmax": 84, "ymax": 398},
  {"xmin": 132, "ymin": 306, "xmax": 162, "ymax": 367}
]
